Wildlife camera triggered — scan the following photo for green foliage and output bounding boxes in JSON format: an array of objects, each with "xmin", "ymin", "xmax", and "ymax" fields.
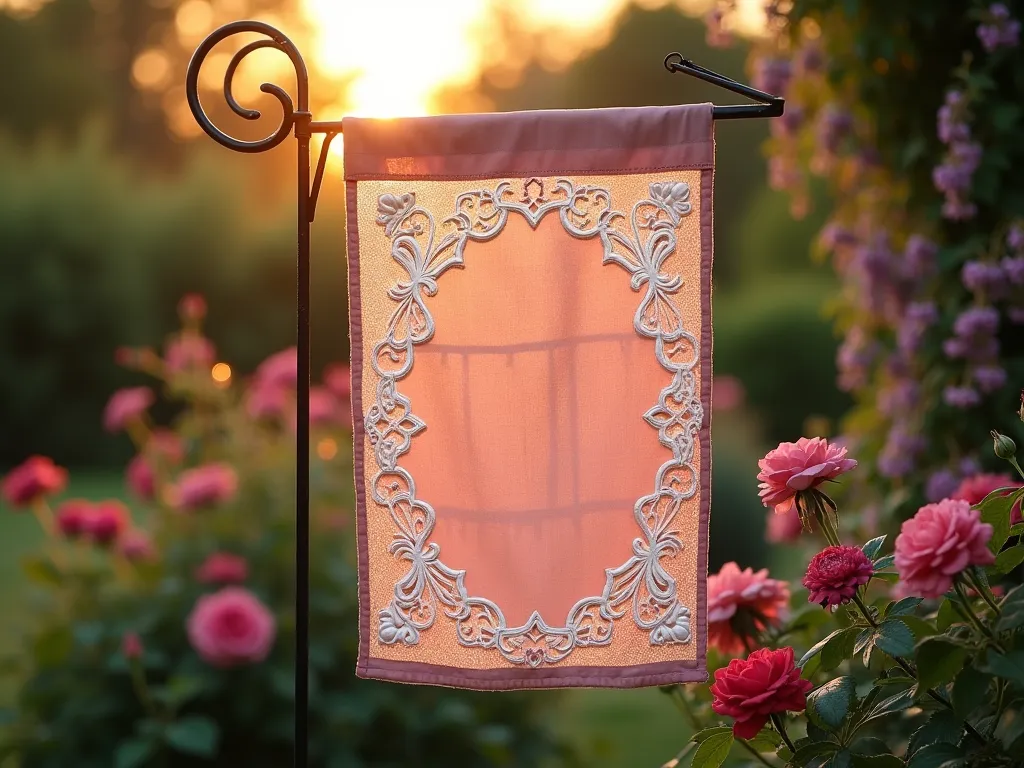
[
  {"xmin": 715, "ymin": 280, "xmax": 850, "ymax": 444},
  {"xmin": 0, "ymin": 315, "xmax": 571, "ymax": 767},
  {"xmin": 0, "ymin": 131, "xmax": 352, "ymax": 468},
  {"xmin": 689, "ymin": 728, "xmax": 733, "ymax": 768}
]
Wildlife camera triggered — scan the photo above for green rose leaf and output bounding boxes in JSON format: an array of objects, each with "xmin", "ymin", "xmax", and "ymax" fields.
[
  {"xmin": 852, "ymin": 756, "xmax": 905, "ymax": 768},
  {"xmin": 906, "ymin": 742, "xmax": 964, "ymax": 768},
  {"xmin": 744, "ymin": 727, "xmax": 782, "ymax": 753},
  {"xmin": 807, "ymin": 676, "xmax": 856, "ymax": 731},
  {"xmin": 115, "ymin": 738, "xmax": 158, "ymax": 768},
  {"xmin": 994, "ymin": 704, "xmax": 1024, "ymax": 750},
  {"xmin": 828, "ymin": 751, "xmax": 853, "ymax": 768},
  {"xmin": 977, "ymin": 488, "xmax": 1017, "ymax": 555},
  {"xmin": 978, "ymin": 651, "xmax": 1024, "ymax": 687},
  {"xmin": 914, "ymin": 637, "xmax": 967, "ymax": 691},
  {"xmin": 936, "ymin": 600, "xmax": 962, "ymax": 632},
  {"xmin": 993, "ymin": 545, "xmax": 1024, "ymax": 575},
  {"xmin": 862, "ymin": 535, "xmax": 887, "ymax": 560},
  {"xmin": 952, "ymin": 665, "xmax": 990, "ymax": 720},
  {"xmin": 873, "ymin": 619, "xmax": 915, "ymax": 658},
  {"xmin": 907, "ymin": 711, "xmax": 961, "ymax": 758},
  {"xmin": 691, "ymin": 726, "xmax": 732, "ymax": 743},
  {"xmin": 886, "ymin": 597, "xmax": 923, "ymax": 617},
  {"xmin": 996, "ymin": 584, "xmax": 1024, "ymax": 633},
  {"xmin": 690, "ymin": 730, "xmax": 733, "ymax": 768},
  {"xmin": 821, "ymin": 626, "xmax": 862, "ymax": 671},
  {"xmin": 164, "ymin": 715, "xmax": 220, "ymax": 758},
  {"xmin": 862, "ymin": 689, "xmax": 914, "ymax": 727},
  {"xmin": 800, "ymin": 628, "xmax": 853, "ymax": 668},
  {"xmin": 792, "ymin": 741, "xmax": 839, "ymax": 764},
  {"xmin": 873, "ymin": 555, "xmax": 896, "ymax": 572}
]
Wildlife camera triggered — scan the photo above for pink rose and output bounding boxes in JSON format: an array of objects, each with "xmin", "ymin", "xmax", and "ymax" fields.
[
  {"xmin": 165, "ymin": 335, "xmax": 216, "ymax": 374},
  {"xmin": 246, "ymin": 382, "xmax": 290, "ymax": 421},
  {"xmin": 171, "ymin": 463, "xmax": 238, "ymax": 511},
  {"xmin": 55, "ymin": 499, "xmax": 91, "ymax": 539},
  {"xmin": 757, "ymin": 437, "xmax": 857, "ymax": 515},
  {"xmin": 952, "ymin": 472, "xmax": 1023, "ymax": 524},
  {"xmin": 766, "ymin": 507, "xmax": 803, "ymax": 543},
  {"xmin": 255, "ymin": 347, "xmax": 297, "ymax": 389},
  {"xmin": 187, "ymin": 587, "xmax": 276, "ymax": 668},
  {"xmin": 103, "ymin": 387, "xmax": 155, "ymax": 433},
  {"xmin": 714, "ymin": 374, "xmax": 745, "ymax": 411},
  {"xmin": 119, "ymin": 529, "xmax": 156, "ymax": 561},
  {"xmin": 895, "ymin": 498, "xmax": 995, "ymax": 598},
  {"xmin": 291, "ymin": 387, "xmax": 342, "ymax": 432},
  {"xmin": 196, "ymin": 552, "xmax": 249, "ymax": 584},
  {"xmin": 125, "ymin": 455, "xmax": 155, "ymax": 500},
  {"xmin": 2, "ymin": 456, "xmax": 67, "ymax": 508},
  {"xmin": 708, "ymin": 562, "xmax": 790, "ymax": 655},
  {"xmin": 83, "ymin": 501, "xmax": 129, "ymax": 546},
  {"xmin": 323, "ymin": 364, "xmax": 351, "ymax": 400}
]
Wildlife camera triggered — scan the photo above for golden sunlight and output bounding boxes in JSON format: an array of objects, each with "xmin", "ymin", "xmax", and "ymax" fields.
[
  {"xmin": 211, "ymin": 362, "xmax": 232, "ymax": 385},
  {"xmin": 300, "ymin": 0, "xmax": 768, "ymax": 123}
]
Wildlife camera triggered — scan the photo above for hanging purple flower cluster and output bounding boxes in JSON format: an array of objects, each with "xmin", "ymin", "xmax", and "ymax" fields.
[
  {"xmin": 977, "ymin": 3, "xmax": 1021, "ymax": 52},
  {"xmin": 702, "ymin": 2, "xmax": 1023, "ymax": 495},
  {"xmin": 933, "ymin": 91, "xmax": 980, "ymax": 221}
]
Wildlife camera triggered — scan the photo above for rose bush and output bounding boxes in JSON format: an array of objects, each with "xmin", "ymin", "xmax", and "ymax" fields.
[
  {"xmin": 661, "ymin": 427, "xmax": 1024, "ymax": 768},
  {"xmin": 0, "ymin": 298, "xmax": 573, "ymax": 768}
]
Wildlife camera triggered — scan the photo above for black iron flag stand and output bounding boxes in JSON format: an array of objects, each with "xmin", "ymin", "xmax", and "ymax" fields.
[{"xmin": 184, "ymin": 20, "xmax": 784, "ymax": 768}]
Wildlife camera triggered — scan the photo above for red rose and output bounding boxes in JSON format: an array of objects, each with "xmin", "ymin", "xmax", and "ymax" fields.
[
  {"xmin": 2, "ymin": 456, "xmax": 67, "ymax": 508},
  {"xmin": 55, "ymin": 499, "xmax": 91, "ymax": 539},
  {"xmin": 803, "ymin": 545, "xmax": 874, "ymax": 609},
  {"xmin": 83, "ymin": 501, "xmax": 129, "ymax": 546},
  {"xmin": 710, "ymin": 646, "xmax": 813, "ymax": 739}
]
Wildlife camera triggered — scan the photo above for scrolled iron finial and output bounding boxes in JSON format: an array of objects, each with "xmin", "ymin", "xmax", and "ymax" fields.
[{"xmin": 185, "ymin": 20, "xmax": 310, "ymax": 154}]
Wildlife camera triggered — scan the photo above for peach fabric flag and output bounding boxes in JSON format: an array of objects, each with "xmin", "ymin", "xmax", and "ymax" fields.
[{"xmin": 344, "ymin": 104, "xmax": 713, "ymax": 689}]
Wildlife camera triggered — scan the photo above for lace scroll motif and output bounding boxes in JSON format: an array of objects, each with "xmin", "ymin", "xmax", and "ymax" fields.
[{"xmin": 368, "ymin": 178, "xmax": 702, "ymax": 667}]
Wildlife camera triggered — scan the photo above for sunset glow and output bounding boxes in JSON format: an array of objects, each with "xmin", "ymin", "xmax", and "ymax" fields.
[{"xmin": 299, "ymin": 0, "xmax": 769, "ymax": 122}]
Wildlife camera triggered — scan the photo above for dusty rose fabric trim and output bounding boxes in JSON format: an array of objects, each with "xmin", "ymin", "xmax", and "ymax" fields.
[
  {"xmin": 697, "ymin": 165, "xmax": 714, "ymax": 681},
  {"xmin": 342, "ymin": 104, "xmax": 714, "ymax": 180},
  {"xmin": 348, "ymin": 179, "xmax": 373, "ymax": 681},
  {"xmin": 358, "ymin": 657, "xmax": 703, "ymax": 691}
]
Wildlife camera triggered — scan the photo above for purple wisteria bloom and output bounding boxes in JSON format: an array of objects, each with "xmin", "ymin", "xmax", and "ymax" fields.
[
  {"xmin": 817, "ymin": 105, "xmax": 853, "ymax": 154},
  {"xmin": 1008, "ymin": 224, "xmax": 1024, "ymax": 251},
  {"xmin": 903, "ymin": 235, "xmax": 938, "ymax": 279},
  {"xmin": 938, "ymin": 90, "xmax": 970, "ymax": 144},
  {"xmin": 753, "ymin": 57, "xmax": 792, "ymax": 96},
  {"xmin": 877, "ymin": 422, "xmax": 926, "ymax": 478},
  {"xmin": 837, "ymin": 326, "xmax": 878, "ymax": 391},
  {"xmin": 977, "ymin": 3, "xmax": 1021, "ymax": 52},
  {"xmin": 974, "ymin": 364, "xmax": 1008, "ymax": 393},
  {"xmin": 1002, "ymin": 256, "xmax": 1024, "ymax": 284},
  {"xmin": 962, "ymin": 260, "xmax": 1008, "ymax": 297},
  {"xmin": 943, "ymin": 385, "xmax": 982, "ymax": 408},
  {"xmin": 897, "ymin": 301, "xmax": 939, "ymax": 354},
  {"xmin": 926, "ymin": 469, "xmax": 961, "ymax": 502}
]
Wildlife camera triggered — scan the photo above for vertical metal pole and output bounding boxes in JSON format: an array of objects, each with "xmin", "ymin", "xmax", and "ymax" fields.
[{"xmin": 294, "ymin": 116, "xmax": 311, "ymax": 768}]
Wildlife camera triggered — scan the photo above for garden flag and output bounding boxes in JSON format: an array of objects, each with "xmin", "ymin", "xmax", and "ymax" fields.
[{"xmin": 344, "ymin": 104, "xmax": 713, "ymax": 689}]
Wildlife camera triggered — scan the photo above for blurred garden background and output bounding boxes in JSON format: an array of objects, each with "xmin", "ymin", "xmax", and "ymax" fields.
[{"xmin": 0, "ymin": 0, "xmax": 858, "ymax": 765}]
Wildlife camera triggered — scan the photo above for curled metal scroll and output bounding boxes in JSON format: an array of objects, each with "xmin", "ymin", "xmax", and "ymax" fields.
[{"xmin": 185, "ymin": 20, "xmax": 309, "ymax": 153}]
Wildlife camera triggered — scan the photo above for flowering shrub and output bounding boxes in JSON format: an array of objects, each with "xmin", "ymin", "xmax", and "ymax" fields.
[
  {"xmin": 705, "ymin": 0, "xmax": 1024, "ymax": 514},
  {"xmin": 661, "ymin": 429, "xmax": 1024, "ymax": 768},
  {"xmin": 0, "ymin": 297, "xmax": 571, "ymax": 767}
]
